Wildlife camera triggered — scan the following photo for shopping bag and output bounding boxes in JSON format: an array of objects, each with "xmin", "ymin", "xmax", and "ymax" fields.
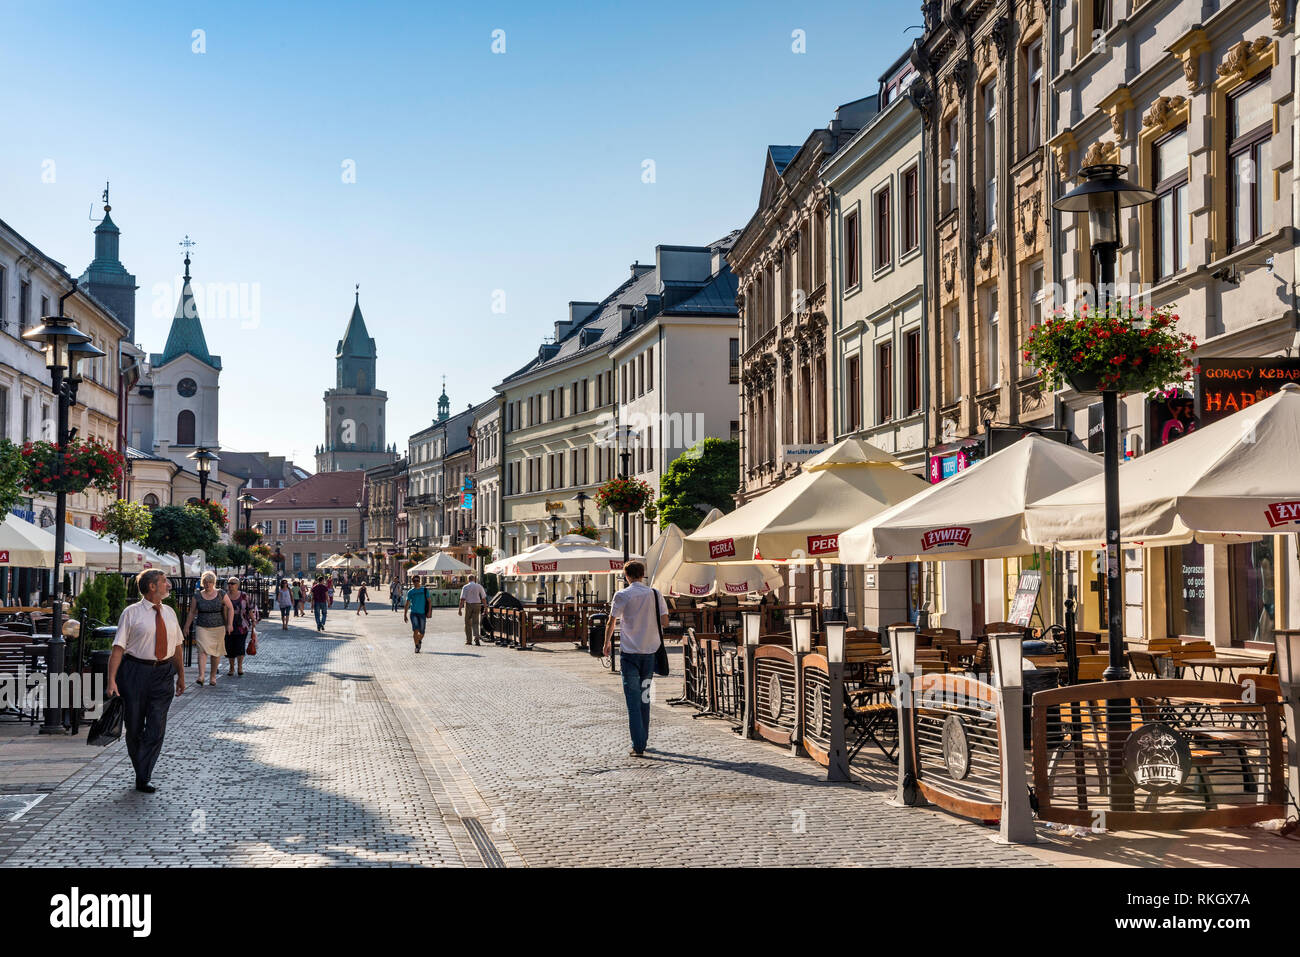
[{"xmin": 86, "ymin": 695, "xmax": 124, "ymax": 746}]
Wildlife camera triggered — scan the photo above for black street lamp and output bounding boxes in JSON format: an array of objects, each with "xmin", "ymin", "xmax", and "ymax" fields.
[
  {"xmin": 573, "ymin": 490, "xmax": 590, "ymax": 527},
  {"xmin": 477, "ymin": 524, "xmax": 488, "ymax": 577},
  {"xmin": 23, "ymin": 311, "xmax": 96, "ymax": 735},
  {"xmin": 1053, "ymin": 163, "xmax": 1155, "ymax": 684},
  {"xmin": 237, "ymin": 491, "xmax": 258, "ymax": 533},
  {"xmin": 188, "ymin": 446, "xmax": 219, "ymax": 504},
  {"xmin": 616, "ymin": 426, "xmax": 637, "ymax": 564},
  {"xmin": 548, "ymin": 510, "xmax": 561, "ymax": 542}
]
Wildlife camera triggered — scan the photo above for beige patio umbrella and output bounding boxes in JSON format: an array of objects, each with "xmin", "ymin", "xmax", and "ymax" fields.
[
  {"xmin": 646, "ymin": 510, "xmax": 784, "ymax": 596},
  {"xmin": 408, "ymin": 551, "xmax": 476, "ymax": 576},
  {"xmin": 0, "ymin": 514, "xmax": 87, "ymax": 568},
  {"xmin": 489, "ymin": 535, "xmax": 638, "ymax": 575},
  {"xmin": 484, "ymin": 541, "xmax": 546, "ymax": 577},
  {"xmin": 840, "ymin": 434, "xmax": 1105, "ymax": 563},
  {"xmin": 316, "ymin": 553, "xmax": 344, "ymax": 569},
  {"xmin": 680, "ymin": 437, "xmax": 928, "ymax": 564},
  {"xmin": 62, "ymin": 523, "xmax": 146, "ymax": 572},
  {"xmin": 1025, "ymin": 382, "xmax": 1300, "ymax": 548}
]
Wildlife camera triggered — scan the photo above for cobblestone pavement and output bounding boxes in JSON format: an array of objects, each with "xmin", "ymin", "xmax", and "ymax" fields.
[{"xmin": 1, "ymin": 605, "xmax": 1047, "ymax": 867}]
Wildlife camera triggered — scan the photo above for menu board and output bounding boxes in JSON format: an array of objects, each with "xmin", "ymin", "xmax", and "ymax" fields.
[
  {"xmin": 1198, "ymin": 357, "xmax": 1300, "ymax": 427},
  {"xmin": 1008, "ymin": 570, "xmax": 1042, "ymax": 627}
]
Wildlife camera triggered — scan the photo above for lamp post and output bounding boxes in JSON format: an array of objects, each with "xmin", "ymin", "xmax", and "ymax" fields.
[
  {"xmin": 188, "ymin": 446, "xmax": 219, "ymax": 504},
  {"xmin": 238, "ymin": 492, "xmax": 258, "ymax": 534},
  {"xmin": 824, "ymin": 620, "xmax": 849, "ymax": 781},
  {"xmin": 1053, "ymin": 163, "xmax": 1154, "ymax": 683},
  {"xmin": 478, "ymin": 524, "xmax": 488, "ymax": 578},
  {"xmin": 887, "ymin": 623, "xmax": 923, "ymax": 806},
  {"xmin": 23, "ymin": 311, "xmax": 94, "ymax": 735},
  {"xmin": 616, "ymin": 426, "xmax": 638, "ymax": 564},
  {"xmin": 1275, "ymin": 630, "xmax": 1300, "ymax": 828},
  {"xmin": 573, "ymin": 490, "xmax": 589, "ymax": 527},
  {"xmin": 988, "ymin": 631, "xmax": 1037, "ymax": 844},
  {"xmin": 741, "ymin": 610, "xmax": 762, "ymax": 740}
]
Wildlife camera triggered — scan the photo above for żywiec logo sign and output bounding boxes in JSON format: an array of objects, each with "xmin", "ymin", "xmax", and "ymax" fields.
[
  {"xmin": 1265, "ymin": 501, "xmax": 1300, "ymax": 528},
  {"xmin": 921, "ymin": 526, "xmax": 972, "ymax": 551},
  {"xmin": 530, "ymin": 560, "xmax": 558, "ymax": 572},
  {"xmin": 807, "ymin": 535, "xmax": 838, "ymax": 556},
  {"xmin": 709, "ymin": 539, "xmax": 736, "ymax": 559},
  {"xmin": 0, "ymin": 551, "xmax": 8, "ymax": 564}
]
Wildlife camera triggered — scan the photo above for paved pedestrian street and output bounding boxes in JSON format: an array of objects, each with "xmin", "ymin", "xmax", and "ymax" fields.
[{"xmin": 2, "ymin": 608, "xmax": 1297, "ymax": 868}]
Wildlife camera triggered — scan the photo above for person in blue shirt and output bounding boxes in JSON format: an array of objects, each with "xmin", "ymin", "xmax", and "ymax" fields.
[{"xmin": 403, "ymin": 575, "xmax": 432, "ymax": 653}]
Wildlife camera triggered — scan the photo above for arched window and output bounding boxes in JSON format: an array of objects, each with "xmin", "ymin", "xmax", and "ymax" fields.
[
  {"xmin": 358, "ymin": 423, "xmax": 369, "ymax": 449},
  {"xmin": 143, "ymin": 493, "xmax": 159, "ymax": 510},
  {"xmin": 357, "ymin": 369, "xmax": 368, "ymax": 391},
  {"xmin": 177, "ymin": 409, "xmax": 196, "ymax": 445}
]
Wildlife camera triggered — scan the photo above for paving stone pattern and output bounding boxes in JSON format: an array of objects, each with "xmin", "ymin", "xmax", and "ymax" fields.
[{"xmin": 0, "ymin": 607, "xmax": 1043, "ymax": 867}]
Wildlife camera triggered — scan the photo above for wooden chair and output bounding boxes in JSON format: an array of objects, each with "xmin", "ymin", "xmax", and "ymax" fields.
[
  {"xmin": 920, "ymin": 627, "xmax": 961, "ymax": 644},
  {"xmin": 1167, "ymin": 640, "xmax": 1215, "ymax": 677},
  {"xmin": 1127, "ymin": 650, "xmax": 1162, "ymax": 679},
  {"xmin": 1146, "ymin": 637, "xmax": 1182, "ymax": 655},
  {"xmin": 914, "ymin": 648, "xmax": 945, "ymax": 660},
  {"xmin": 981, "ymin": 621, "xmax": 1027, "ymax": 639},
  {"xmin": 946, "ymin": 642, "xmax": 979, "ymax": 670},
  {"xmin": 1074, "ymin": 630, "xmax": 1102, "ymax": 646},
  {"xmin": 0, "ymin": 633, "xmax": 40, "ymax": 723},
  {"xmin": 844, "ymin": 686, "xmax": 897, "ymax": 762},
  {"xmin": 1075, "ymin": 654, "xmax": 1111, "ymax": 682}
]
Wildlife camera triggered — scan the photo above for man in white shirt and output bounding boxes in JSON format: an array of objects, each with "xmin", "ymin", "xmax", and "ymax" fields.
[
  {"xmin": 459, "ymin": 574, "xmax": 488, "ymax": 646},
  {"xmin": 603, "ymin": 560, "xmax": 668, "ymax": 757},
  {"xmin": 106, "ymin": 569, "xmax": 185, "ymax": 793}
]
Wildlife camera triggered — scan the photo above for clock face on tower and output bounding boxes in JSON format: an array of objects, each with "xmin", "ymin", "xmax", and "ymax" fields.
[{"xmin": 178, "ymin": 378, "xmax": 198, "ymax": 397}]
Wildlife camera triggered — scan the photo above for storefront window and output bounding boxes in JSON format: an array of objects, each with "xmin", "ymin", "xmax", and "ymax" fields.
[
  {"xmin": 1165, "ymin": 542, "xmax": 1205, "ymax": 637},
  {"xmin": 1230, "ymin": 540, "xmax": 1275, "ymax": 646}
]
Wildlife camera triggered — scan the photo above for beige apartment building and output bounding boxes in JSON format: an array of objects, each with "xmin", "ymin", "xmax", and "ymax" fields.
[{"xmin": 250, "ymin": 471, "xmax": 364, "ymax": 576}]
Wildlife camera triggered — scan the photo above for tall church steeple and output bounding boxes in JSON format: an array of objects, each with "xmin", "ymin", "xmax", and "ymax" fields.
[
  {"xmin": 157, "ymin": 238, "xmax": 219, "ymax": 370},
  {"xmin": 437, "ymin": 377, "xmax": 449, "ymax": 421},
  {"xmin": 79, "ymin": 183, "xmax": 138, "ymax": 338},
  {"xmin": 337, "ymin": 285, "xmax": 377, "ymax": 393},
  {"xmin": 317, "ymin": 285, "xmax": 394, "ymax": 473}
]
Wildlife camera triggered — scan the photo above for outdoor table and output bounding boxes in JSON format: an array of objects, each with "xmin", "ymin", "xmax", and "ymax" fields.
[{"xmin": 1178, "ymin": 656, "xmax": 1262, "ymax": 681}]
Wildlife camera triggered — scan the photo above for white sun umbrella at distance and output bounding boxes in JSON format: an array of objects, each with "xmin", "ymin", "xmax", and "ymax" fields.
[
  {"xmin": 646, "ymin": 511, "xmax": 783, "ymax": 597},
  {"xmin": 680, "ymin": 437, "xmax": 929, "ymax": 564},
  {"xmin": 0, "ymin": 513, "xmax": 87, "ymax": 568},
  {"xmin": 408, "ymin": 551, "xmax": 476, "ymax": 576},
  {"xmin": 839, "ymin": 434, "xmax": 1106, "ymax": 563},
  {"xmin": 61, "ymin": 524, "xmax": 146, "ymax": 572},
  {"xmin": 484, "ymin": 541, "xmax": 548, "ymax": 577},
  {"xmin": 1025, "ymin": 382, "xmax": 1300, "ymax": 548},
  {"xmin": 316, "ymin": 554, "xmax": 343, "ymax": 569},
  {"xmin": 490, "ymin": 534, "xmax": 639, "ymax": 576}
]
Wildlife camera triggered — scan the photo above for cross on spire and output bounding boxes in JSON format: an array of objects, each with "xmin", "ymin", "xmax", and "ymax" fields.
[
  {"xmin": 179, "ymin": 235, "xmax": 196, "ymax": 279},
  {"xmin": 355, "ymin": 282, "xmax": 360, "ymax": 303},
  {"xmin": 102, "ymin": 181, "xmax": 110, "ymax": 212}
]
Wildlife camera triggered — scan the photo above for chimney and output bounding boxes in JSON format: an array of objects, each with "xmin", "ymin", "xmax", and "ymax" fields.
[{"xmin": 554, "ymin": 320, "xmax": 574, "ymax": 342}]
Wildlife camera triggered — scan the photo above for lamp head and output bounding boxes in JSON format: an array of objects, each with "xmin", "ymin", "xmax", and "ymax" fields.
[
  {"xmin": 889, "ymin": 624, "xmax": 917, "ymax": 675},
  {"xmin": 66, "ymin": 338, "xmax": 106, "ymax": 382},
  {"xmin": 1276, "ymin": 630, "xmax": 1300, "ymax": 688},
  {"xmin": 188, "ymin": 446, "xmax": 219, "ymax": 475},
  {"xmin": 989, "ymin": 632, "xmax": 1025, "ymax": 689},
  {"xmin": 791, "ymin": 613, "xmax": 812, "ymax": 654},
  {"xmin": 742, "ymin": 610, "xmax": 762, "ymax": 647},
  {"xmin": 22, "ymin": 316, "xmax": 91, "ymax": 371},
  {"xmin": 824, "ymin": 620, "xmax": 847, "ymax": 663},
  {"xmin": 1052, "ymin": 163, "xmax": 1156, "ymax": 248}
]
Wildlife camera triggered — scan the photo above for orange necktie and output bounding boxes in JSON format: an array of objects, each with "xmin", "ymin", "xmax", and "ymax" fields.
[{"xmin": 152, "ymin": 603, "xmax": 168, "ymax": 660}]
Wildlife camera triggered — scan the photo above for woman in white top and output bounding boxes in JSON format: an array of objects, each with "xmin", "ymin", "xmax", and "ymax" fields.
[
  {"xmin": 183, "ymin": 571, "xmax": 233, "ymax": 686},
  {"xmin": 276, "ymin": 579, "xmax": 293, "ymax": 630}
]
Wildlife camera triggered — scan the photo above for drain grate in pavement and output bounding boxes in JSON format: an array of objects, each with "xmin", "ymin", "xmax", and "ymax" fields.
[
  {"xmin": 0, "ymin": 793, "xmax": 47, "ymax": 822},
  {"xmin": 460, "ymin": 816, "xmax": 506, "ymax": 868}
]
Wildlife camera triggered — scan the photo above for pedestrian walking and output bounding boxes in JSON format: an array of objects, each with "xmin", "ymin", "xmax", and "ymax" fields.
[
  {"xmin": 356, "ymin": 582, "xmax": 369, "ymax": 615},
  {"xmin": 403, "ymin": 575, "xmax": 431, "ymax": 653},
  {"xmin": 603, "ymin": 560, "xmax": 668, "ymax": 758},
  {"xmin": 389, "ymin": 580, "xmax": 401, "ymax": 612},
  {"xmin": 224, "ymin": 578, "xmax": 257, "ymax": 677},
  {"xmin": 458, "ymin": 574, "xmax": 487, "ymax": 646},
  {"xmin": 291, "ymin": 580, "xmax": 304, "ymax": 617},
  {"xmin": 183, "ymin": 571, "xmax": 232, "ymax": 686},
  {"xmin": 276, "ymin": 578, "xmax": 293, "ymax": 629},
  {"xmin": 311, "ymin": 575, "xmax": 329, "ymax": 631},
  {"xmin": 106, "ymin": 569, "xmax": 185, "ymax": 793},
  {"xmin": 327, "ymin": 578, "xmax": 335, "ymax": 608},
  {"xmin": 342, "ymin": 579, "xmax": 352, "ymax": 609}
]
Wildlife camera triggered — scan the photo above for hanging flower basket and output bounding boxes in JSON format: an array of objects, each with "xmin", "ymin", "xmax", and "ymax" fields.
[
  {"xmin": 594, "ymin": 477, "xmax": 654, "ymax": 514},
  {"xmin": 195, "ymin": 499, "xmax": 228, "ymax": 530},
  {"xmin": 1024, "ymin": 303, "xmax": 1197, "ymax": 396},
  {"xmin": 474, "ymin": 544, "xmax": 493, "ymax": 559},
  {"xmin": 21, "ymin": 437, "xmax": 124, "ymax": 496}
]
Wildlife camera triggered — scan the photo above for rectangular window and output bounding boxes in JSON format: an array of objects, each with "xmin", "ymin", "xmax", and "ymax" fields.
[
  {"xmin": 637, "ymin": 352, "xmax": 645, "ymax": 397},
  {"xmin": 1154, "ymin": 127, "xmax": 1189, "ymax": 279},
  {"xmin": 1026, "ymin": 41, "xmax": 1043, "ymax": 152},
  {"xmin": 19, "ymin": 281, "xmax": 30, "ymax": 330},
  {"xmin": 323, "ymin": 518, "xmax": 333, "ymax": 534},
  {"xmin": 0, "ymin": 388, "xmax": 8, "ymax": 440},
  {"xmin": 985, "ymin": 287, "xmax": 1000, "ymax": 387},
  {"xmin": 947, "ymin": 116, "xmax": 960, "ymax": 213},
  {"xmin": 730, "ymin": 420, "xmax": 740, "ymax": 442},
  {"xmin": 1228, "ymin": 75, "xmax": 1272, "ymax": 250},
  {"xmin": 876, "ymin": 342, "xmax": 893, "ymax": 424},
  {"xmin": 901, "ymin": 166, "xmax": 919, "ymax": 253},
  {"xmin": 646, "ymin": 346, "xmax": 654, "ymax": 392},
  {"xmin": 1093, "ymin": 0, "xmax": 1112, "ymax": 33},
  {"xmin": 947, "ymin": 306, "xmax": 961, "ymax": 402},
  {"xmin": 0, "ymin": 265, "xmax": 5, "ymax": 323},
  {"xmin": 40, "ymin": 296, "xmax": 49, "ymax": 323},
  {"xmin": 905, "ymin": 329, "xmax": 921, "ymax": 414},
  {"xmin": 1025, "ymin": 261, "xmax": 1044, "ymax": 374},
  {"xmin": 308, "ymin": 553, "xmax": 317, "ymax": 570},
  {"xmin": 278, "ymin": 519, "xmax": 287, "ymax": 535},
  {"xmin": 729, "ymin": 338, "xmax": 740, "ymax": 383},
  {"xmin": 984, "ymin": 82, "xmax": 998, "ymax": 232},
  {"xmin": 293, "ymin": 553, "xmax": 302, "ymax": 572},
  {"xmin": 846, "ymin": 354, "xmax": 861, "ymax": 431},
  {"xmin": 620, "ymin": 364, "xmax": 627, "ymax": 405},
  {"xmin": 21, "ymin": 396, "xmax": 30, "ymax": 442},
  {"xmin": 874, "ymin": 186, "xmax": 892, "ymax": 270},
  {"xmin": 844, "ymin": 210, "xmax": 860, "ymax": 287},
  {"xmin": 340, "ymin": 518, "xmax": 348, "ymax": 535}
]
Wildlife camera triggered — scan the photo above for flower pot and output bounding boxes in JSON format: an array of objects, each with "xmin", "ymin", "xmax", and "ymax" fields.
[{"xmin": 1066, "ymin": 370, "xmax": 1106, "ymax": 394}]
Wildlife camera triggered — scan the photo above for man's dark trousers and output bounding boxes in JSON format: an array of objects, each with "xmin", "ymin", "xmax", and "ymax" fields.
[{"xmin": 118, "ymin": 656, "xmax": 176, "ymax": 785}]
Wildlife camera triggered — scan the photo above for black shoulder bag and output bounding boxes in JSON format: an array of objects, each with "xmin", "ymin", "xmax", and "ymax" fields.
[{"xmin": 652, "ymin": 588, "xmax": 670, "ymax": 677}]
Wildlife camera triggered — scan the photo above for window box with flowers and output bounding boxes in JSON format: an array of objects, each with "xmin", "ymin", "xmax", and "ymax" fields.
[
  {"xmin": 594, "ymin": 477, "xmax": 654, "ymax": 514},
  {"xmin": 1023, "ymin": 303, "xmax": 1198, "ymax": 396},
  {"xmin": 20, "ymin": 437, "xmax": 125, "ymax": 497}
]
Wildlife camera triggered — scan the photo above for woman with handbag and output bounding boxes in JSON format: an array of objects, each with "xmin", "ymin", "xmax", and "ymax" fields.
[
  {"xmin": 224, "ymin": 577, "xmax": 257, "ymax": 676},
  {"xmin": 184, "ymin": 571, "xmax": 233, "ymax": 686}
]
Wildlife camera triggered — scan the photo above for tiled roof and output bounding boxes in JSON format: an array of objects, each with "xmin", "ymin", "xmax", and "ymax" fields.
[
  {"xmin": 250, "ymin": 470, "xmax": 364, "ymax": 510},
  {"xmin": 126, "ymin": 446, "xmax": 172, "ymax": 463},
  {"xmin": 662, "ymin": 269, "xmax": 739, "ymax": 316},
  {"xmin": 156, "ymin": 267, "xmax": 221, "ymax": 370}
]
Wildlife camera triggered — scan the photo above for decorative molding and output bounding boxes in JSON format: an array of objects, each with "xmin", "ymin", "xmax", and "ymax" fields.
[
  {"xmin": 976, "ymin": 391, "xmax": 1000, "ymax": 424},
  {"xmin": 1080, "ymin": 140, "xmax": 1118, "ymax": 170},
  {"xmin": 1270, "ymin": 0, "xmax": 1291, "ymax": 31},
  {"xmin": 942, "ymin": 249, "xmax": 957, "ymax": 294},
  {"xmin": 1019, "ymin": 189, "xmax": 1042, "ymax": 248},
  {"xmin": 1020, "ymin": 381, "xmax": 1046, "ymax": 416},
  {"xmin": 1142, "ymin": 95, "xmax": 1188, "ymax": 133},
  {"xmin": 1168, "ymin": 26, "xmax": 1209, "ymax": 94},
  {"xmin": 1047, "ymin": 129, "xmax": 1077, "ymax": 180},
  {"xmin": 990, "ymin": 16, "xmax": 1011, "ymax": 61},
  {"xmin": 1097, "ymin": 85, "xmax": 1135, "ymax": 140},
  {"xmin": 977, "ymin": 234, "xmax": 995, "ymax": 273},
  {"xmin": 1216, "ymin": 36, "xmax": 1273, "ymax": 84},
  {"xmin": 951, "ymin": 58, "xmax": 971, "ymax": 99}
]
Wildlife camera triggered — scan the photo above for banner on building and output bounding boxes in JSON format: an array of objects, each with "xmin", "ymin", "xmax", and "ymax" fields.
[
  {"xmin": 294, "ymin": 519, "xmax": 316, "ymax": 534},
  {"xmin": 1197, "ymin": 357, "xmax": 1300, "ymax": 427}
]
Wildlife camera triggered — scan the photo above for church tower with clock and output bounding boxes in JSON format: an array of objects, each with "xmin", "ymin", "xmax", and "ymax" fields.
[{"xmin": 315, "ymin": 288, "xmax": 396, "ymax": 472}]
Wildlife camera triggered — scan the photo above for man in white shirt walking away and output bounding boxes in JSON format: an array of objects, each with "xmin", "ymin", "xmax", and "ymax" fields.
[
  {"xmin": 603, "ymin": 560, "xmax": 667, "ymax": 757},
  {"xmin": 106, "ymin": 569, "xmax": 186, "ymax": 793},
  {"xmin": 459, "ymin": 574, "xmax": 488, "ymax": 646}
]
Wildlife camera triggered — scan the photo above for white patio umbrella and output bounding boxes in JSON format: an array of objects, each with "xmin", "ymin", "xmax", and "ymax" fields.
[
  {"xmin": 484, "ymin": 541, "xmax": 547, "ymax": 577},
  {"xmin": 680, "ymin": 437, "xmax": 929, "ymax": 564},
  {"xmin": 646, "ymin": 510, "xmax": 783, "ymax": 597},
  {"xmin": 0, "ymin": 514, "xmax": 87, "ymax": 568},
  {"xmin": 316, "ymin": 553, "xmax": 343, "ymax": 569},
  {"xmin": 408, "ymin": 551, "xmax": 476, "ymax": 576},
  {"xmin": 489, "ymin": 534, "xmax": 638, "ymax": 575},
  {"xmin": 61, "ymin": 524, "xmax": 146, "ymax": 572},
  {"xmin": 839, "ymin": 434, "xmax": 1105, "ymax": 563},
  {"xmin": 1026, "ymin": 382, "xmax": 1300, "ymax": 548}
]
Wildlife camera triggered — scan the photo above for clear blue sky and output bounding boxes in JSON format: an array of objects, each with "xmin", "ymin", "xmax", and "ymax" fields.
[{"xmin": 1, "ymin": 0, "xmax": 922, "ymax": 468}]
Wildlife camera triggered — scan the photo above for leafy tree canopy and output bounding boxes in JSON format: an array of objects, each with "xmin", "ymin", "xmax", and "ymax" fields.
[
  {"xmin": 145, "ymin": 504, "xmax": 219, "ymax": 573},
  {"xmin": 654, "ymin": 438, "xmax": 739, "ymax": 532}
]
